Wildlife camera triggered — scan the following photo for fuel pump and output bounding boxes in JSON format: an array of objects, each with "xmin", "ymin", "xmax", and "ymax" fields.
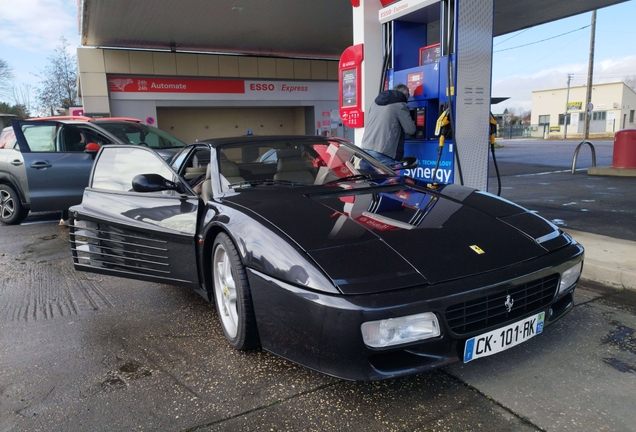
[
  {"xmin": 384, "ymin": 3, "xmax": 456, "ymax": 186},
  {"xmin": 368, "ymin": 0, "xmax": 495, "ymax": 191}
]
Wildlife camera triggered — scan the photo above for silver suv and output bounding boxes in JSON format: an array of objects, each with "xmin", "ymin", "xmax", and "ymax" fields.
[{"xmin": 0, "ymin": 116, "xmax": 187, "ymax": 225}]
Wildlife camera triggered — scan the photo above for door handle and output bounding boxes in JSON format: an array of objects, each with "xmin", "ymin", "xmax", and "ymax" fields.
[
  {"xmin": 10, "ymin": 159, "xmax": 24, "ymax": 166},
  {"xmin": 29, "ymin": 161, "xmax": 53, "ymax": 169}
]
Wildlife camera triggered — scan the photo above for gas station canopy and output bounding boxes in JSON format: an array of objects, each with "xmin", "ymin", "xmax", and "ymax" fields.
[{"xmin": 80, "ymin": 0, "xmax": 628, "ymax": 58}]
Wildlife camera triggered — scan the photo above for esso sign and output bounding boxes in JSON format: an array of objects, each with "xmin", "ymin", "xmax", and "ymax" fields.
[{"xmin": 250, "ymin": 83, "xmax": 275, "ymax": 91}]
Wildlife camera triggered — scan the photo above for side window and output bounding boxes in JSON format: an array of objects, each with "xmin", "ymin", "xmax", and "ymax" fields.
[
  {"xmin": 21, "ymin": 124, "xmax": 57, "ymax": 151},
  {"xmin": 91, "ymin": 146, "xmax": 176, "ymax": 192},
  {"xmin": 170, "ymin": 147, "xmax": 192, "ymax": 172},
  {"xmin": 183, "ymin": 149, "xmax": 210, "ymax": 181},
  {"xmin": 59, "ymin": 126, "xmax": 87, "ymax": 152},
  {"xmin": 77, "ymin": 126, "xmax": 114, "ymax": 146}
]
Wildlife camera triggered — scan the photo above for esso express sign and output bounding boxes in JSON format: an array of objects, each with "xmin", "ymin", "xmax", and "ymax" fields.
[{"xmin": 249, "ymin": 83, "xmax": 275, "ymax": 91}]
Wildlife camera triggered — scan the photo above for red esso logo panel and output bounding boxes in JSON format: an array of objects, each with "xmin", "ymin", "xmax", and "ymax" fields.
[{"xmin": 250, "ymin": 84, "xmax": 275, "ymax": 91}]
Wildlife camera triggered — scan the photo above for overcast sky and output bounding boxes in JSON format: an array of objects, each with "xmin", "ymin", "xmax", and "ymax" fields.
[{"xmin": 1, "ymin": 0, "xmax": 635, "ymax": 113}]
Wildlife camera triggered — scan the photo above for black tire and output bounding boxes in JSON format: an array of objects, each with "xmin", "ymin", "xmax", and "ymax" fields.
[
  {"xmin": 0, "ymin": 184, "xmax": 29, "ymax": 225},
  {"xmin": 212, "ymin": 233, "xmax": 260, "ymax": 350}
]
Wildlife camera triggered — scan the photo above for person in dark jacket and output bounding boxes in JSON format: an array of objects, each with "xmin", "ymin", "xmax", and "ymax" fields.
[{"xmin": 361, "ymin": 83, "xmax": 416, "ymax": 166}]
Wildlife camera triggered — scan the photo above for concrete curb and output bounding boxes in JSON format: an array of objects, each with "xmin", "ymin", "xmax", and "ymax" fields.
[
  {"xmin": 587, "ymin": 166, "xmax": 636, "ymax": 177},
  {"xmin": 565, "ymin": 229, "xmax": 636, "ymax": 291}
]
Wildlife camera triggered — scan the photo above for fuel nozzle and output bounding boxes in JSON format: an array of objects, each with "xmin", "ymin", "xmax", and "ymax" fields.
[
  {"xmin": 434, "ymin": 108, "xmax": 451, "ymax": 153},
  {"xmin": 435, "ymin": 108, "xmax": 451, "ymax": 136},
  {"xmin": 489, "ymin": 112, "xmax": 502, "ymax": 196},
  {"xmin": 431, "ymin": 107, "xmax": 452, "ymax": 186},
  {"xmin": 489, "ymin": 113, "xmax": 497, "ymax": 146}
]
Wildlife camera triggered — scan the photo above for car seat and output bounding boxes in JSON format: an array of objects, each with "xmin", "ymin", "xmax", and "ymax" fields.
[
  {"xmin": 220, "ymin": 160, "xmax": 245, "ymax": 184},
  {"xmin": 185, "ymin": 150, "xmax": 211, "ymax": 180},
  {"xmin": 185, "ymin": 166, "xmax": 207, "ymax": 180},
  {"xmin": 201, "ymin": 163, "xmax": 213, "ymax": 204},
  {"xmin": 274, "ymin": 148, "xmax": 314, "ymax": 183}
]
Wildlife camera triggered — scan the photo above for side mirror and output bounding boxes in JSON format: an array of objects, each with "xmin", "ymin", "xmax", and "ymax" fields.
[
  {"xmin": 392, "ymin": 156, "xmax": 418, "ymax": 171},
  {"xmin": 132, "ymin": 174, "xmax": 184, "ymax": 193},
  {"xmin": 85, "ymin": 142, "xmax": 101, "ymax": 159},
  {"xmin": 85, "ymin": 142, "xmax": 100, "ymax": 152}
]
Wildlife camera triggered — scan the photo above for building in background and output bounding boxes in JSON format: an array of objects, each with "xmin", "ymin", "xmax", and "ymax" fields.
[
  {"xmin": 531, "ymin": 82, "xmax": 636, "ymax": 139},
  {"xmin": 77, "ymin": 48, "xmax": 349, "ymax": 143}
]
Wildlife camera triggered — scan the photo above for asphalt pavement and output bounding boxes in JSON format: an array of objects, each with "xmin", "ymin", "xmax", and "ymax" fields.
[{"xmin": 486, "ymin": 138, "xmax": 636, "ymax": 291}]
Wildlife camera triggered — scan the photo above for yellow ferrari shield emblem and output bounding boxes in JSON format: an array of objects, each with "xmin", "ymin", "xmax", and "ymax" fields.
[{"xmin": 470, "ymin": 245, "xmax": 485, "ymax": 254}]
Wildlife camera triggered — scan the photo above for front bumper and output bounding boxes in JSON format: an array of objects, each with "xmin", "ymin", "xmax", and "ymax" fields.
[{"xmin": 248, "ymin": 243, "xmax": 584, "ymax": 381}]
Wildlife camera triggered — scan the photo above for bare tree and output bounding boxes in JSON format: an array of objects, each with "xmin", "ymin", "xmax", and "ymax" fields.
[
  {"xmin": 503, "ymin": 107, "xmax": 526, "ymax": 125},
  {"xmin": 520, "ymin": 110, "xmax": 531, "ymax": 125},
  {"xmin": 36, "ymin": 36, "xmax": 78, "ymax": 115},
  {"xmin": 12, "ymin": 84, "xmax": 34, "ymax": 117},
  {"xmin": 0, "ymin": 59, "xmax": 14, "ymax": 100},
  {"xmin": 625, "ymin": 75, "xmax": 636, "ymax": 92}
]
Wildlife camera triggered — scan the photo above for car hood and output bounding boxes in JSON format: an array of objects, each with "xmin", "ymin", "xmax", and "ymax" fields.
[{"xmin": 225, "ymin": 180, "xmax": 569, "ymax": 295}]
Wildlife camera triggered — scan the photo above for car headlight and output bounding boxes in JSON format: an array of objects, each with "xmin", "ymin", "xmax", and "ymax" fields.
[
  {"xmin": 361, "ymin": 312, "xmax": 440, "ymax": 348},
  {"xmin": 558, "ymin": 262, "xmax": 583, "ymax": 295}
]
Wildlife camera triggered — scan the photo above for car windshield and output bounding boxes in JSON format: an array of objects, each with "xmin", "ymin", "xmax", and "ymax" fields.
[
  {"xmin": 216, "ymin": 138, "xmax": 395, "ymax": 187},
  {"xmin": 96, "ymin": 122, "xmax": 188, "ymax": 148}
]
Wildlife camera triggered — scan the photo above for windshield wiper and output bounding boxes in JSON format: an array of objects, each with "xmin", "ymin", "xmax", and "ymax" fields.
[
  {"xmin": 323, "ymin": 174, "xmax": 373, "ymax": 185},
  {"xmin": 227, "ymin": 179, "xmax": 306, "ymax": 188}
]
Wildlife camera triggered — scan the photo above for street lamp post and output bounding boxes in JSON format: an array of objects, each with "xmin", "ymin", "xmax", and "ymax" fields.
[
  {"xmin": 584, "ymin": 10, "xmax": 597, "ymax": 140},
  {"xmin": 564, "ymin": 73, "xmax": 573, "ymax": 139}
]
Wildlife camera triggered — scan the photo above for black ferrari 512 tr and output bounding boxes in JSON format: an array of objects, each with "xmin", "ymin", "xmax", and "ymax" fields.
[{"xmin": 68, "ymin": 135, "xmax": 583, "ymax": 380}]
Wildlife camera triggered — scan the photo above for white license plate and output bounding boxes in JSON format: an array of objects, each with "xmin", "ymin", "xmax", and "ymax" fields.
[{"xmin": 463, "ymin": 312, "xmax": 545, "ymax": 363}]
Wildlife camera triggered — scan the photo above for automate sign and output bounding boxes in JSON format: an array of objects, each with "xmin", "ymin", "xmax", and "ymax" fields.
[
  {"xmin": 108, "ymin": 76, "xmax": 335, "ymax": 101},
  {"xmin": 108, "ymin": 77, "xmax": 244, "ymax": 93}
]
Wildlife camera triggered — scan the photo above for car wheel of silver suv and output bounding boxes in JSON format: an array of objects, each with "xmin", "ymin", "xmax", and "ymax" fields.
[{"xmin": 0, "ymin": 184, "xmax": 29, "ymax": 225}]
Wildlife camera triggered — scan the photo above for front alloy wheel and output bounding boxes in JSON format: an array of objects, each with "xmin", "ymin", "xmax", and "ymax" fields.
[
  {"xmin": 212, "ymin": 233, "xmax": 260, "ymax": 350},
  {"xmin": 0, "ymin": 184, "xmax": 28, "ymax": 225}
]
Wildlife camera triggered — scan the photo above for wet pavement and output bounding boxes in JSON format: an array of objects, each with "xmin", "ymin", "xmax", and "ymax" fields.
[
  {"xmin": 486, "ymin": 139, "xmax": 636, "ymax": 290},
  {"xmin": 1, "ymin": 138, "xmax": 635, "ymax": 431},
  {"xmin": 486, "ymin": 139, "xmax": 636, "ymax": 242},
  {"xmin": 0, "ymin": 223, "xmax": 635, "ymax": 431}
]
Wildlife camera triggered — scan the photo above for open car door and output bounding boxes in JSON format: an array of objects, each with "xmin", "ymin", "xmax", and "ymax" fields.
[
  {"xmin": 12, "ymin": 120, "xmax": 102, "ymax": 212},
  {"xmin": 69, "ymin": 145, "xmax": 200, "ymax": 289}
]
